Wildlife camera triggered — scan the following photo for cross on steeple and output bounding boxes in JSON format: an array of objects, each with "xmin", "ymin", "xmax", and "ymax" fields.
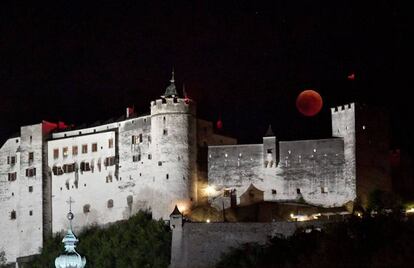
[{"xmin": 66, "ymin": 197, "xmax": 75, "ymax": 228}]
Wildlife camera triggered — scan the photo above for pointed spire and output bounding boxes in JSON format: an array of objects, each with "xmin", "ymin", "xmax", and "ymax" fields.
[
  {"xmin": 170, "ymin": 68, "xmax": 175, "ymax": 83},
  {"xmin": 163, "ymin": 68, "xmax": 178, "ymax": 97},
  {"xmin": 170, "ymin": 205, "xmax": 182, "ymax": 216},
  {"xmin": 265, "ymin": 125, "xmax": 275, "ymax": 137}
]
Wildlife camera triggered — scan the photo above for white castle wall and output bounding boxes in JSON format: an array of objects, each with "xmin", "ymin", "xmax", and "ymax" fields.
[
  {"xmin": 208, "ymin": 104, "xmax": 357, "ymax": 208},
  {"xmin": 0, "ymin": 124, "xmax": 44, "ymax": 263}
]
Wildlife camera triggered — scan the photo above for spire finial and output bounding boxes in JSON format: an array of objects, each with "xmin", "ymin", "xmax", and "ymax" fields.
[
  {"xmin": 265, "ymin": 124, "xmax": 275, "ymax": 137},
  {"xmin": 66, "ymin": 196, "xmax": 75, "ymax": 229},
  {"xmin": 163, "ymin": 68, "xmax": 178, "ymax": 97},
  {"xmin": 170, "ymin": 68, "xmax": 175, "ymax": 83}
]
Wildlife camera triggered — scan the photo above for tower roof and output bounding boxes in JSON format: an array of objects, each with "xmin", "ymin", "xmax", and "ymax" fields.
[
  {"xmin": 163, "ymin": 69, "xmax": 178, "ymax": 98},
  {"xmin": 170, "ymin": 205, "xmax": 182, "ymax": 216},
  {"xmin": 264, "ymin": 124, "xmax": 275, "ymax": 137}
]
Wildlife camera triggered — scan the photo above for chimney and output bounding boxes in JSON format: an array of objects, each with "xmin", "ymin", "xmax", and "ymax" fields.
[{"xmin": 126, "ymin": 107, "xmax": 134, "ymax": 118}]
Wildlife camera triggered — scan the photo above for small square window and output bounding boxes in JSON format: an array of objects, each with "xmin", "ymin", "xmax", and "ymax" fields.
[
  {"xmin": 83, "ymin": 204, "xmax": 90, "ymax": 213},
  {"xmin": 163, "ymin": 129, "xmax": 168, "ymax": 135},
  {"xmin": 321, "ymin": 187, "xmax": 328, "ymax": 193},
  {"xmin": 63, "ymin": 147, "xmax": 69, "ymax": 157},
  {"xmin": 148, "ymin": 154, "xmax": 152, "ymax": 160},
  {"xmin": 107, "ymin": 199, "xmax": 114, "ymax": 208},
  {"xmin": 267, "ymin": 149, "xmax": 272, "ymax": 154},
  {"xmin": 10, "ymin": 210, "xmax": 16, "ymax": 220},
  {"xmin": 92, "ymin": 143, "xmax": 98, "ymax": 152},
  {"xmin": 158, "ymin": 161, "xmax": 162, "ymax": 166},
  {"xmin": 108, "ymin": 138, "xmax": 114, "ymax": 148},
  {"xmin": 29, "ymin": 210, "xmax": 33, "ymax": 216},
  {"xmin": 53, "ymin": 149, "xmax": 59, "ymax": 159},
  {"xmin": 28, "ymin": 152, "xmax": 34, "ymax": 162},
  {"xmin": 296, "ymin": 188, "xmax": 301, "ymax": 194},
  {"xmin": 72, "ymin": 146, "xmax": 78, "ymax": 156},
  {"xmin": 82, "ymin": 144, "xmax": 88, "ymax": 154},
  {"xmin": 28, "ymin": 186, "xmax": 33, "ymax": 192},
  {"xmin": 272, "ymin": 189, "xmax": 277, "ymax": 195},
  {"xmin": 166, "ymin": 174, "xmax": 169, "ymax": 179}
]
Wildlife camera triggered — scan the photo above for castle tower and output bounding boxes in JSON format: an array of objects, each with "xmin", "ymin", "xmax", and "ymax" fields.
[
  {"xmin": 150, "ymin": 71, "xmax": 197, "ymax": 219},
  {"xmin": 331, "ymin": 103, "xmax": 357, "ymax": 203},
  {"xmin": 263, "ymin": 125, "xmax": 278, "ymax": 168}
]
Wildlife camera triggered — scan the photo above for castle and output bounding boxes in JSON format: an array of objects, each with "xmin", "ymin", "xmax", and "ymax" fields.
[{"xmin": 0, "ymin": 72, "xmax": 390, "ymax": 265}]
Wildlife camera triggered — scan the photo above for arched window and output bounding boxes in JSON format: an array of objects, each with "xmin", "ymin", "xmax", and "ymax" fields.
[
  {"xmin": 127, "ymin": 195, "xmax": 133, "ymax": 206},
  {"xmin": 107, "ymin": 199, "xmax": 114, "ymax": 208},
  {"xmin": 83, "ymin": 204, "xmax": 90, "ymax": 213}
]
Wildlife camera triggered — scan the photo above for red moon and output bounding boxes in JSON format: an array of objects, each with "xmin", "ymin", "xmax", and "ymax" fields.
[{"xmin": 296, "ymin": 89, "xmax": 323, "ymax": 116}]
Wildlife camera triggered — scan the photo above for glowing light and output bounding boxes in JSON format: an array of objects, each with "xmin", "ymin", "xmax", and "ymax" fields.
[
  {"xmin": 206, "ymin": 219, "xmax": 210, "ymax": 223},
  {"xmin": 204, "ymin": 185, "xmax": 216, "ymax": 196},
  {"xmin": 347, "ymin": 72, "xmax": 355, "ymax": 81},
  {"xmin": 290, "ymin": 213, "xmax": 294, "ymax": 218},
  {"xmin": 357, "ymin": 212, "xmax": 362, "ymax": 217},
  {"xmin": 406, "ymin": 208, "xmax": 414, "ymax": 214}
]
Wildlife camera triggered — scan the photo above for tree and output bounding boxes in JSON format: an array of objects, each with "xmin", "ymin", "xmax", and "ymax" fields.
[{"xmin": 28, "ymin": 211, "xmax": 171, "ymax": 268}]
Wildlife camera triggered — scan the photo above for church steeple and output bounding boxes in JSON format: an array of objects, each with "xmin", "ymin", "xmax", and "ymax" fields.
[
  {"xmin": 55, "ymin": 197, "xmax": 86, "ymax": 268},
  {"xmin": 163, "ymin": 69, "xmax": 178, "ymax": 97}
]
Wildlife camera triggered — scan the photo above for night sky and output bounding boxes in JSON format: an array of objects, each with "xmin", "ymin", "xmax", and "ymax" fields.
[{"xmin": 0, "ymin": 1, "xmax": 411, "ymax": 152}]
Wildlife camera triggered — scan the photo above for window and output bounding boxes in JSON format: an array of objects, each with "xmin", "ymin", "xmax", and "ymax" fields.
[
  {"xmin": 163, "ymin": 129, "xmax": 168, "ymax": 135},
  {"xmin": 127, "ymin": 195, "xmax": 133, "ymax": 206},
  {"xmin": 106, "ymin": 174, "xmax": 113, "ymax": 183},
  {"xmin": 296, "ymin": 188, "xmax": 301, "ymax": 194},
  {"xmin": 272, "ymin": 189, "xmax": 277, "ymax": 195},
  {"xmin": 29, "ymin": 136, "xmax": 32, "ymax": 143},
  {"xmin": 29, "ymin": 210, "xmax": 33, "ymax": 216},
  {"xmin": 104, "ymin": 156, "xmax": 116, "ymax": 166},
  {"xmin": 10, "ymin": 210, "xmax": 16, "ymax": 220},
  {"xmin": 80, "ymin": 162, "xmax": 91, "ymax": 172},
  {"xmin": 148, "ymin": 154, "xmax": 152, "ymax": 160},
  {"xmin": 72, "ymin": 146, "xmax": 78, "ymax": 156},
  {"xmin": 26, "ymin": 168, "xmax": 36, "ymax": 177},
  {"xmin": 321, "ymin": 187, "xmax": 328, "ymax": 194},
  {"xmin": 223, "ymin": 189, "xmax": 230, "ymax": 197},
  {"xmin": 52, "ymin": 166, "xmax": 64, "ymax": 176},
  {"xmin": 8, "ymin": 172, "xmax": 17, "ymax": 181},
  {"xmin": 148, "ymin": 136, "xmax": 151, "ymax": 143},
  {"xmin": 92, "ymin": 143, "xmax": 98, "ymax": 152},
  {"xmin": 53, "ymin": 149, "xmax": 59, "ymax": 159},
  {"xmin": 163, "ymin": 116, "xmax": 166, "ymax": 123},
  {"xmin": 63, "ymin": 163, "xmax": 75, "ymax": 173},
  {"xmin": 28, "ymin": 186, "xmax": 33, "ymax": 192},
  {"xmin": 108, "ymin": 138, "xmax": 114, "ymax": 148},
  {"xmin": 158, "ymin": 161, "xmax": 162, "ymax": 166},
  {"xmin": 62, "ymin": 147, "xmax": 68, "ymax": 157},
  {"xmin": 107, "ymin": 199, "xmax": 114, "ymax": 208},
  {"xmin": 139, "ymin": 134, "xmax": 143, "ymax": 143},
  {"xmin": 132, "ymin": 136, "xmax": 137, "ymax": 144},
  {"xmin": 29, "ymin": 152, "xmax": 34, "ymax": 162},
  {"xmin": 132, "ymin": 155, "xmax": 141, "ymax": 162},
  {"xmin": 83, "ymin": 204, "xmax": 90, "ymax": 213},
  {"xmin": 82, "ymin": 144, "xmax": 88, "ymax": 154},
  {"xmin": 267, "ymin": 149, "xmax": 272, "ymax": 154},
  {"xmin": 166, "ymin": 174, "xmax": 169, "ymax": 179}
]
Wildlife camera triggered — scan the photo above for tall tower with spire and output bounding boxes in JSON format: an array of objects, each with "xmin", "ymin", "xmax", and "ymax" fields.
[
  {"xmin": 150, "ymin": 70, "xmax": 198, "ymax": 219},
  {"xmin": 55, "ymin": 197, "xmax": 86, "ymax": 268}
]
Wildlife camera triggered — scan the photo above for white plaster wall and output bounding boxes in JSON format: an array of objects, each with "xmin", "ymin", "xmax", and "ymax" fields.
[
  {"xmin": 49, "ymin": 131, "xmax": 120, "ymax": 233},
  {"xmin": 17, "ymin": 124, "xmax": 44, "ymax": 258},
  {"xmin": 0, "ymin": 137, "xmax": 21, "ymax": 263}
]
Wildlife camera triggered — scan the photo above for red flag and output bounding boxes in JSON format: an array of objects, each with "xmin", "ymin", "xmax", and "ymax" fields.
[
  {"xmin": 347, "ymin": 72, "xmax": 355, "ymax": 81},
  {"xmin": 216, "ymin": 117, "xmax": 223, "ymax": 129}
]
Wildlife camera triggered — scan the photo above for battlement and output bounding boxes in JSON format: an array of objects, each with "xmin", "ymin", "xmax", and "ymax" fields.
[
  {"xmin": 151, "ymin": 97, "xmax": 196, "ymax": 115},
  {"xmin": 331, "ymin": 103, "xmax": 355, "ymax": 114}
]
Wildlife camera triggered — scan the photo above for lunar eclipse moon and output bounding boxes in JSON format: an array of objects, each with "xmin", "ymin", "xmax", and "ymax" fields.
[{"xmin": 296, "ymin": 89, "xmax": 323, "ymax": 117}]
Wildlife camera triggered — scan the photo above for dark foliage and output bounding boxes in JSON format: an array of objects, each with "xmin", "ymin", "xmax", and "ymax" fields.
[
  {"xmin": 28, "ymin": 211, "xmax": 171, "ymax": 268},
  {"xmin": 217, "ymin": 216, "xmax": 414, "ymax": 268}
]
